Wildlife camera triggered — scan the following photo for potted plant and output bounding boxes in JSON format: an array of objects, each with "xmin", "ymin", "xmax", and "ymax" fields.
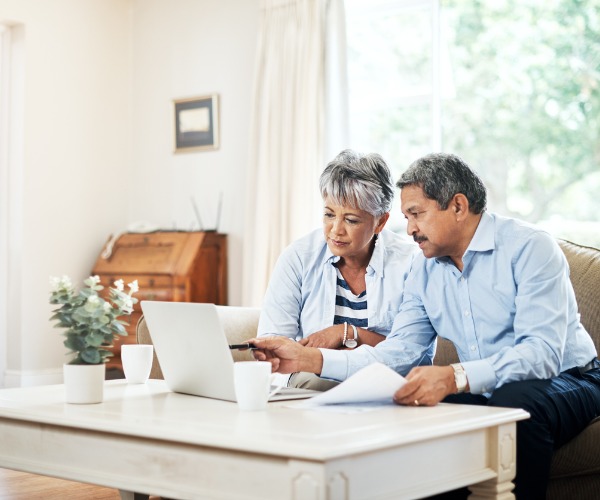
[{"xmin": 49, "ymin": 275, "xmax": 138, "ymax": 403}]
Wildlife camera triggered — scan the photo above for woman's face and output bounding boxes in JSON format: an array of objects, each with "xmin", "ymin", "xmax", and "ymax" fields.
[{"xmin": 322, "ymin": 197, "xmax": 389, "ymax": 261}]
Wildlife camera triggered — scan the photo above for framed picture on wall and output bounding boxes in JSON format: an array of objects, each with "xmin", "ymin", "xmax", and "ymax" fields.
[{"xmin": 173, "ymin": 94, "xmax": 220, "ymax": 152}]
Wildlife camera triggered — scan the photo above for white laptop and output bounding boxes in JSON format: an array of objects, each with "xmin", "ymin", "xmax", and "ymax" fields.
[{"xmin": 140, "ymin": 301, "xmax": 317, "ymax": 402}]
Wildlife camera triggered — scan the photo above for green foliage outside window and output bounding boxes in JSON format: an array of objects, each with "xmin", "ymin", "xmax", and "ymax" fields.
[{"xmin": 346, "ymin": 0, "xmax": 600, "ymax": 247}]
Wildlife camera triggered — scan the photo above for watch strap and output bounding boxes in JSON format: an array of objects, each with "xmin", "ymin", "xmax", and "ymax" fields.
[
  {"xmin": 344, "ymin": 324, "xmax": 358, "ymax": 349},
  {"xmin": 451, "ymin": 363, "xmax": 467, "ymax": 393}
]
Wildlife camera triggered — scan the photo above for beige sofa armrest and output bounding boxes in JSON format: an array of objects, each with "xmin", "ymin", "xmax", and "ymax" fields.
[
  {"xmin": 136, "ymin": 315, "xmax": 164, "ymax": 380},
  {"xmin": 215, "ymin": 306, "xmax": 261, "ymax": 362}
]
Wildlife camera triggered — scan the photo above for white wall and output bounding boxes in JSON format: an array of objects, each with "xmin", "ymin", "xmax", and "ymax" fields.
[
  {"xmin": 0, "ymin": 0, "xmax": 259, "ymax": 387},
  {"xmin": 128, "ymin": 0, "xmax": 258, "ymax": 308}
]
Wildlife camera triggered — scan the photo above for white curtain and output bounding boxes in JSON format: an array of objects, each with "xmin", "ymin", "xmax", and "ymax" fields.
[{"xmin": 243, "ymin": 0, "xmax": 348, "ymax": 307}]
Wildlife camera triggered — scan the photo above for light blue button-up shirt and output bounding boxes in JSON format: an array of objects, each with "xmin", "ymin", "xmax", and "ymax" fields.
[
  {"xmin": 321, "ymin": 212, "xmax": 597, "ymax": 394},
  {"xmin": 258, "ymin": 228, "xmax": 418, "ymax": 340}
]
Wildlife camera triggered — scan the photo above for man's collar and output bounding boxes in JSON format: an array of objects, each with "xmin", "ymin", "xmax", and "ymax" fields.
[
  {"xmin": 466, "ymin": 211, "xmax": 495, "ymax": 253},
  {"xmin": 434, "ymin": 211, "xmax": 494, "ymax": 265}
]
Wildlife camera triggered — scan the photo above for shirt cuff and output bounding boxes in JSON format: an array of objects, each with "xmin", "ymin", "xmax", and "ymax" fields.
[
  {"xmin": 319, "ymin": 348, "xmax": 348, "ymax": 381},
  {"xmin": 462, "ymin": 359, "xmax": 496, "ymax": 394}
]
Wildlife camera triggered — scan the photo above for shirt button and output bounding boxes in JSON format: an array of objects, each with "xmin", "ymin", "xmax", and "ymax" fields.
[
  {"xmin": 464, "ymin": 310, "xmax": 470, "ymax": 317},
  {"xmin": 460, "ymin": 277, "xmax": 465, "ymax": 282},
  {"xmin": 470, "ymin": 345, "xmax": 476, "ymax": 351}
]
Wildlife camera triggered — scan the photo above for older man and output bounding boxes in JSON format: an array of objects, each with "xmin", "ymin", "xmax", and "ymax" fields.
[{"xmin": 251, "ymin": 153, "xmax": 600, "ymax": 499}]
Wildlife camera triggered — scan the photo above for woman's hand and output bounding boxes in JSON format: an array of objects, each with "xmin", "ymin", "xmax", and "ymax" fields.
[
  {"xmin": 298, "ymin": 325, "xmax": 386, "ymax": 349},
  {"xmin": 298, "ymin": 325, "xmax": 344, "ymax": 348}
]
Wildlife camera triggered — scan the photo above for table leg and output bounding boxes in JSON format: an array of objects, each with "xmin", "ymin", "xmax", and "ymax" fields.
[
  {"xmin": 119, "ymin": 491, "xmax": 150, "ymax": 500},
  {"xmin": 468, "ymin": 422, "xmax": 517, "ymax": 500}
]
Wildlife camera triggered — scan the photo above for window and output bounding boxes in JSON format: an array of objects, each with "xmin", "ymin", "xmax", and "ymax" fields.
[
  {"xmin": 346, "ymin": 0, "xmax": 600, "ymax": 247},
  {"xmin": 0, "ymin": 23, "xmax": 9, "ymax": 387},
  {"xmin": 0, "ymin": 22, "xmax": 24, "ymax": 388}
]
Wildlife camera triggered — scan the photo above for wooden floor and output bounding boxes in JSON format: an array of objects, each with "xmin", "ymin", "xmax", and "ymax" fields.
[{"xmin": 0, "ymin": 468, "xmax": 162, "ymax": 500}]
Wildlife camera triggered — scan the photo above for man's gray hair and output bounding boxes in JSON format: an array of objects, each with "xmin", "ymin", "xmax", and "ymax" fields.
[
  {"xmin": 320, "ymin": 149, "xmax": 395, "ymax": 216},
  {"xmin": 396, "ymin": 153, "xmax": 487, "ymax": 214}
]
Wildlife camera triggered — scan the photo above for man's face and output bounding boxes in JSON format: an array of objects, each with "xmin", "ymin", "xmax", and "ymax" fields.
[{"xmin": 400, "ymin": 185, "xmax": 459, "ymax": 259}]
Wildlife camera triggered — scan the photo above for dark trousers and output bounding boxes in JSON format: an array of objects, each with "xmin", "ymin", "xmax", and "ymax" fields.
[{"xmin": 442, "ymin": 362, "xmax": 600, "ymax": 500}]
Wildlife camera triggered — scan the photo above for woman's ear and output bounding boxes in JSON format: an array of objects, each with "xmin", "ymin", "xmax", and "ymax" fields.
[{"xmin": 375, "ymin": 212, "xmax": 390, "ymax": 233}]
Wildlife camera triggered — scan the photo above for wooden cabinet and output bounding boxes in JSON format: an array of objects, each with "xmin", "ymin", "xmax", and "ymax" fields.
[{"xmin": 91, "ymin": 231, "xmax": 227, "ymax": 373}]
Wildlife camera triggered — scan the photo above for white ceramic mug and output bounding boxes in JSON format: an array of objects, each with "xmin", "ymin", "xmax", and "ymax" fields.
[
  {"xmin": 233, "ymin": 361, "xmax": 271, "ymax": 411},
  {"xmin": 121, "ymin": 344, "xmax": 154, "ymax": 384}
]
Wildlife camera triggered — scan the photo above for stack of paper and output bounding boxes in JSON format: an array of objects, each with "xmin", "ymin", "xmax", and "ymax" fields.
[{"xmin": 295, "ymin": 362, "xmax": 406, "ymax": 407}]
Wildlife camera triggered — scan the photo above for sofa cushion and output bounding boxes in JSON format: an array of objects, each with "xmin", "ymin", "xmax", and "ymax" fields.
[
  {"xmin": 551, "ymin": 417, "xmax": 600, "ymax": 477},
  {"xmin": 557, "ymin": 239, "xmax": 600, "ymax": 349},
  {"xmin": 433, "ymin": 337, "xmax": 459, "ymax": 366}
]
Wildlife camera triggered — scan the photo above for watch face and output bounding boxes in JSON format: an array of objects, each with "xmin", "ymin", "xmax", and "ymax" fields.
[
  {"xmin": 345, "ymin": 339, "xmax": 358, "ymax": 348},
  {"xmin": 452, "ymin": 364, "xmax": 467, "ymax": 392}
]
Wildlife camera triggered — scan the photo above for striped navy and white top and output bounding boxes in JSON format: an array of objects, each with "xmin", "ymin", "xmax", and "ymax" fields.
[{"xmin": 333, "ymin": 267, "xmax": 368, "ymax": 328}]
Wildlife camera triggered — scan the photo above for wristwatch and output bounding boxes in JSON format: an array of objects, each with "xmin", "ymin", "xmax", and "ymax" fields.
[
  {"xmin": 451, "ymin": 363, "xmax": 467, "ymax": 393},
  {"xmin": 344, "ymin": 324, "xmax": 358, "ymax": 349}
]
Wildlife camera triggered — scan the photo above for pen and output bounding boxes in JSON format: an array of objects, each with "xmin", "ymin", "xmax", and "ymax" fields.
[{"xmin": 228, "ymin": 343, "xmax": 259, "ymax": 350}]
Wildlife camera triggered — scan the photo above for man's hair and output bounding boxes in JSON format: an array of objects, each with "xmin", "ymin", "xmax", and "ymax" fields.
[
  {"xmin": 396, "ymin": 153, "xmax": 487, "ymax": 214},
  {"xmin": 320, "ymin": 149, "xmax": 395, "ymax": 216}
]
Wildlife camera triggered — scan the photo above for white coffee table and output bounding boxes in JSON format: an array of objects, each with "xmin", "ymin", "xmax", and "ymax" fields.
[{"xmin": 0, "ymin": 380, "xmax": 528, "ymax": 499}]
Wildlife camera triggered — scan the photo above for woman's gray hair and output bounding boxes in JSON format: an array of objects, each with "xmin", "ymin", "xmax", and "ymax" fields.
[
  {"xmin": 319, "ymin": 149, "xmax": 394, "ymax": 217},
  {"xmin": 396, "ymin": 153, "xmax": 487, "ymax": 214}
]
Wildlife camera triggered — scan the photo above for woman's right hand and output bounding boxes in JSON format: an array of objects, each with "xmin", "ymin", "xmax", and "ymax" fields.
[{"xmin": 298, "ymin": 325, "xmax": 344, "ymax": 349}]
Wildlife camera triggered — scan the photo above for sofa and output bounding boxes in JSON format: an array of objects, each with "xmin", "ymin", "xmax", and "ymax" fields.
[{"xmin": 137, "ymin": 239, "xmax": 600, "ymax": 499}]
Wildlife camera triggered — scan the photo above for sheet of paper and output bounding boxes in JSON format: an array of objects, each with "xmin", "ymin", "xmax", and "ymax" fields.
[{"xmin": 294, "ymin": 362, "xmax": 406, "ymax": 407}]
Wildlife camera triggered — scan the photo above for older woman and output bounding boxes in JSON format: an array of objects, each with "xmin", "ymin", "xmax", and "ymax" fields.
[{"xmin": 258, "ymin": 149, "xmax": 417, "ymax": 390}]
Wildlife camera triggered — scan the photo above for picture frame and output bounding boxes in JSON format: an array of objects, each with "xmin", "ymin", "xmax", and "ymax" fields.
[{"xmin": 173, "ymin": 94, "xmax": 219, "ymax": 152}]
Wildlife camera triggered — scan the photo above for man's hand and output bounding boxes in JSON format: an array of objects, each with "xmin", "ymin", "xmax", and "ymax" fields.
[
  {"xmin": 392, "ymin": 365, "xmax": 456, "ymax": 407},
  {"xmin": 298, "ymin": 325, "xmax": 344, "ymax": 348},
  {"xmin": 249, "ymin": 336, "xmax": 324, "ymax": 375}
]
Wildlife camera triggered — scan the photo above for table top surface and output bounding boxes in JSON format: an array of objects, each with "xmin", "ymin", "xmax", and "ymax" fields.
[{"xmin": 0, "ymin": 380, "xmax": 528, "ymax": 461}]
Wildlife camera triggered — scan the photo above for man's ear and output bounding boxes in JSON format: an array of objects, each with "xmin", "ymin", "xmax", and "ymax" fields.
[
  {"xmin": 375, "ymin": 212, "xmax": 391, "ymax": 233},
  {"xmin": 451, "ymin": 194, "xmax": 470, "ymax": 219}
]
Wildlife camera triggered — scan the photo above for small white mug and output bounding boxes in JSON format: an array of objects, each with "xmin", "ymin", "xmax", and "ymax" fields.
[
  {"xmin": 233, "ymin": 361, "xmax": 271, "ymax": 411},
  {"xmin": 121, "ymin": 344, "xmax": 154, "ymax": 384}
]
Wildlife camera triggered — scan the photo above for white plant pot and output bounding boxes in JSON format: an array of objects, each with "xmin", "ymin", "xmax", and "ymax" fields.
[{"xmin": 63, "ymin": 363, "xmax": 106, "ymax": 404}]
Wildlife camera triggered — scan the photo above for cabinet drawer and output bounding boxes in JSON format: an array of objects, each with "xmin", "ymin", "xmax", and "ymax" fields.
[
  {"xmin": 97, "ymin": 275, "xmax": 173, "ymax": 290},
  {"xmin": 135, "ymin": 288, "xmax": 174, "ymax": 303}
]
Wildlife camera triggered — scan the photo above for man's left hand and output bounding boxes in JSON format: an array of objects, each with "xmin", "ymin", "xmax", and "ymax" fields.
[{"xmin": 393, "ymin": 365, "xmax": 456, "ymax": 407}]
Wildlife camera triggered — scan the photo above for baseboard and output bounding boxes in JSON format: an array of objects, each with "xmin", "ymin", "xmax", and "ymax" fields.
[{"xmin": 3, "ymin": 368, "xmax": 63, "ymax": 388}]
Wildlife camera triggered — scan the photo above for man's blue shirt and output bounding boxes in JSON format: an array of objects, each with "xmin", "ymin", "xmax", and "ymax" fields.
[{"xmin": 321, "ymin": 212, "xmax": 596, "ymax": 394}]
